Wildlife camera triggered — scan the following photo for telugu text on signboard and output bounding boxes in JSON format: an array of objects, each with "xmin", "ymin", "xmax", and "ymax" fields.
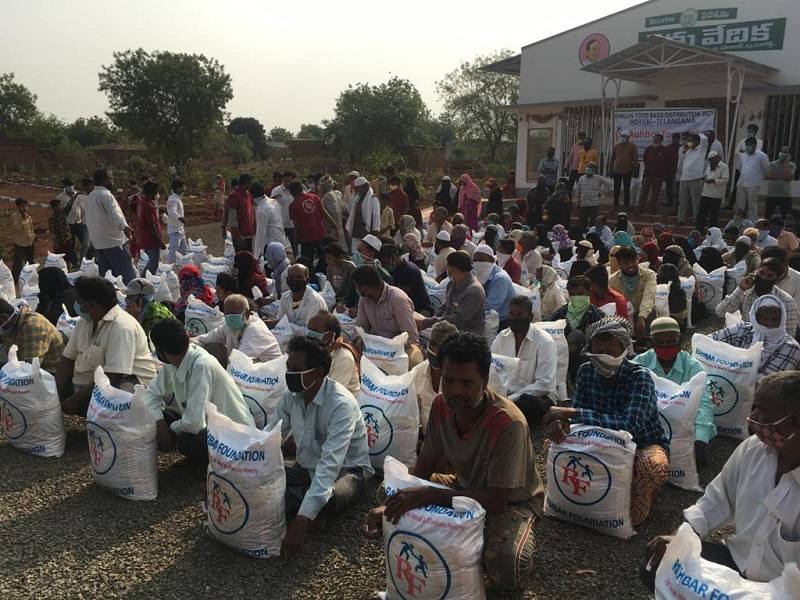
[
  {"xmin": 639, "ymin": 18, "xmax": 786, "ymax": 52},
  {"xmin": 613, "ymin": 109, "xmax": 716, "ymax": 156},
  {"xmin": 645, "ymin": 8, "xmax": 738, "ymax": 29}
]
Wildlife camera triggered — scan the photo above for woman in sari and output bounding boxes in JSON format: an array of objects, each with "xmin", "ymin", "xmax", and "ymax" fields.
[{"xmin": 458, "ymin": 174, "xmax": 481, "ymax": 231}]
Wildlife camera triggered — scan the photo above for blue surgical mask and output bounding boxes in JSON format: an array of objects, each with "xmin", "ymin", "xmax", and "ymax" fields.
[
  {"xmin": 74, "ymin": 301, "xmax": 91, "ymax": 320},
  {"xmin": 225, "ymin": 312, "xmax": 247, "ymax": 331},
  {"xmin": 352, "ymin": 251, "xmax": 364, "ymax": 267},
  {"xmin": 306, "ymin": 329, "xmax": 324, "ymax": 341}
]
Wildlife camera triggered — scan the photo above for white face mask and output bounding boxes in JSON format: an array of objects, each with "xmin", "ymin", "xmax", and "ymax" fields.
[
  {"xmin": 472, "ymin": 261, "xmax": 494, "ymax": 284},
  {"xmin": 584, "ymin": 351, "xmax": 626, "ymax": 376},
  {"xmin": 496, "ymin": 252, "xmax": 511, "ymax": 267}
]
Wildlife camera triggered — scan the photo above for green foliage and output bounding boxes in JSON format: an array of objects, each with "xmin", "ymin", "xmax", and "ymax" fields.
[
  {"xmin": 204, "ymin": 123, "xmax": 254, "ymax": 165},
  {"xmin": 228, "ymin": 117, "xmax": 267, "ymax": 158},
  {"xmin": 360, "ymin": 147, "xmax": 406, "ymax": 176},
  {"xmin": 297, "ymin": 123, "xmax": 324, "ymax": 139},
  {"xmin": 324, "ymin": 76, "xmax": 431, "ymax": 160},
  {"xmin": 98, "ymin": 49, "xmax": 233, "ymax": 163},
  {"xmin": 0, "ymin": 73, "xmax": 39, "ymax": 134},
  {"xmin": 67, "ymin": 116, "xmax": 115, "ymax": 147},
  {"xmin": 268, "ymin": 126, "xmax": 294, "ymax": 143},
  {"xmin": 436, "ymin": 49, "xmax": 519, "ymax": 161}
]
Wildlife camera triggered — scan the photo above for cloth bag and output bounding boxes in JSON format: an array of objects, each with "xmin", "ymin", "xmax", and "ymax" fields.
[
  {"xmin": 533, "ymin": 319, "xmax": 568, "ymax": 402},
  {"xmin": 355, "ymin": 328, "xmax": 409, "ymax": 376},
  {"xmin": 184, "ymin": 294, "xmax": 225, "ymax": 335}
]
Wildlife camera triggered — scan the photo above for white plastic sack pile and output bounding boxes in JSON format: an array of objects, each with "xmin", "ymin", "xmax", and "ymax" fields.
[
  {"xmin": 533, "ymin": 319, "xmax": 568, "ymax": 402},
  {"xmin": 655, "ymin": 283, "xmax": 670, "ymax": 318},
  {"xmin": 206, "ymin": 403, "xmax": 286, "ymax": 559},
  {"xmin": 483, "ymin": 310, "xmax": 499, "ymax": 342},
  {"xmin": 79, "ymin": 257, "xmax": 99, "ymax": 278},
  {"xmin": 382, "ymin": 457, "xmax": 486, "ymax": 600},
  {"xmin": 18, "ymin": 262, "xmax": 39, "ymax": 288},
  {"xmin": 693, "ymin": 264, "xmax": 726, "ymax": 311},
  {"xmin": 136, "ymin": 252, "xmax": 150, "ymax": 275},
  {"xmin": 0, "ymin": 260, "xmax": 15, "ymax": 301},
  {"xmin": 184, "ymin": 294, "xmax": 225, "ymax": 335},
  {"xmin": 680, "ymin": 276, "xmax": 696, "ymax": 328},
  {"xmin": 56, "ymin": 304, "xmax": 81, "ymax": 340},
  {"xmin": 487, "ymin": 353, "xmax": 521, "ymax": 397},
  {"xmin": 201, "ymin": 262, "xmax": 228, "ymax": 288},
  {"xmin": 724, "ymin": 310, "xmax": 742, "ymax": 328},
  {"xmin": 0, "ymin": 345, "xmax": 65, "ymax": 456},
  {"xmin": 271, "ymin": 315, "xmax": 301, "ymax": 351},
  {"xmin": 358, "ymin": 357, "xmax": 418, "ymax": 469},
  {"xmin": 175, "ymin": 251, "xmax": 196, "ymax": 270},
  {"xmin": 544, "ymin": 424, "xmax": 637, "ymax": 539},
  {"xmin": 161, "ymin": 270, "xmax": 179, "ymax": 301},
  {"xmin": 422, "ymin": 274, "xmax": 447, "ymax": 312},
  {"xmin": 227, "ymin": 350, "xmax": 287, "ymax": 429},
  {"xmin": 650, "ymin": 371, "xmax": 706, "ymax": 492},
  {"xmin": 20, "ymin": 284, "xmax": 39, "ymax": 311},
  {"xmin": 157, "ymin": 262, "xmax": 175, "ymax": 276},
  {"xmin": 145, "ymin": 270, "xmax": 161, "ymax": 286},
  {"xmin": 104, "ymin": 269, "xmax": 125, "ymax": 290},
  {"xmin": 725, "ymin": 260, "xmax": 747, "ymax": 292},
  {"xmin": 654, "ymin": 523, "xmax": 800, "ymax": 600},
  {"xmin": 355, "ymin": 328, "xmax": 409, "ymax": 376},
  {"xmin": 86, "ymin": 367, "xmax": 157, "ymax": 500},
  {"xmin": 154, "ymin": 279, "xmax": 174, "ymax": 303},
  {"xmin": 188, "ymin": 238, "xmax": 208, "ymax": 264},
  {"xmin": 44, "ymin": 252, "xmax": 67, "ymax": 272},
  {"xmin": 692, "ymin": 333, "xmax": 761, "ymax": 440},
  {"xmin": 335, "ymin": 311, "xmax": 357, "ymax": 341}
]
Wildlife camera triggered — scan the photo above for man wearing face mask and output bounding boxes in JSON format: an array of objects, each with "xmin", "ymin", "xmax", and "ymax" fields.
[
  {"xmin": 544, "ymin": 316, "xmax": 669, "ymax": 526},
  {"xmin": 608, "ymin": 246, "xmax": 657, "ymax": 339},
  {"xmin": 491, "ymin": 295, "xmax": 557, "ymax": 425},
  {"xmin": 363, "ymin": 332, "xmax": 544, "ymax": 591},
  {"xmin": 632, "ymin": 317, "xmax": 716, "ymax": 466},
  {"xmin": 642, "ymin": 371, "xmax": 800, "ymax": 589},
  {"xmin": 123, "ymin": 278, "xmax": 174, "ymax": 338},
  {"xmin": 0, "ymin": 298, "xmax": 63, "ymax": 374},
  {"xmin": 195, "ymin": 293, "xmax": 280, "ymax": 366},
  {"xmin": 342, "ymin": 235, "xmax": 393, "ymax": 308},
  {"xmin": 345, "ymin": 177, "xmax": 381, "ymax": 252},
  {"xmin": 574, "ymin": 161, "xmax": 609, "ymax": 230},
  {"xmin": 472, "ymin": 244, "xmax": 515, "ymax": 330},
  {"xmin": 265, "ymin": 264, "xmax": 327, "ymax": 329},
  {"xmin": 141, "ymin": 318, "xmax": 254, "ymax": 466},
  {"xmin": 737, "ymin": 138, "xmax": 769, "ymax": 222},
  {"xmin": 610, "ymin": 129, "xmax": 638, "ymax": 208},
  {"xmin": 716, "ymin": 257, "xmax": 800, "ymax": 336},
  {"xmin": 56, "ymin": 277, "xmax": 156, "ymax": 416},
  {"xmin": 306, "ymin": 311, "xmax": 360, "ymax": 397},
  {"xmin": 677, "ymin": 132, "xmax": 708, "ymax": 225},
  {"xmin": 279, "ymin": 335, "xmax": 373, "ymax": 556},
  {"xmin": 765, "ymin": 148, "xmax": 798, "ymax": 220},
  {"xmin": 537, "ymin": 146, "xmax": 559, "ymax": 189},
  {"xmin": 419, "ymin": 251, "xmax": 486, "ymax": 337},
  {"xmin": 431, "ymin": 229, "xmax": 455, "ymax": 281}
]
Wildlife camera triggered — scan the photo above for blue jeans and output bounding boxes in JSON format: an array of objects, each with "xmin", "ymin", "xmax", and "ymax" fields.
[
  {"xmin": 139, "ymin": 247, "xmax": 161, "ymax": 277},
  {"xmin": 95, "ymin": 246, "xmax": 137, "ymax": 284},
  {"xmin": 168, "ymin": 231, "xmax": 188, "ymax": 263}
]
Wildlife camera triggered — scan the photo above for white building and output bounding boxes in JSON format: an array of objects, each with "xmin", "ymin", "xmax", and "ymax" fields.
[{"xmin": 488, "ymin": 0, "xmax": 798, "ymax": 192}]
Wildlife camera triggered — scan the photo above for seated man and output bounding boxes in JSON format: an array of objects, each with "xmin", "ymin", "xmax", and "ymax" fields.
[
  {"xmin": 410, "ymin": 320, "xmax": 458, "ymax": 431},
  {"xmin": 761, "ymin": 246, "xmax": 800, "ymax": 309},
  {"xmin": 491, "ymin": 295, "xmax": 557, "ymax": 424},
  {"xmin": 142, "ymin": 319, "xmax": 254, "ymax": 464},
  {"xmin": 641, "ymin": 371, "xmax": 800, "ymax": 589},
  {"xmin": 420, "ymin": 251, "xmax": 486, "ymax": 337},
  {"xmin": 306, "ymin": 310, "xmax": 360, "ymax": 397},
  {"xmin": 432, "ymin": 230, "xmax": 455, "ymax": 281},
  {"xmin": 344, "ymin": 234, "xmax": 393, "ymax": 308},
  {"xmin": 279, "ymin": 336, "xmax": 373, "ymax": 556},
  {"xmin": 609, "ymin": 245, "xmax": 656, "ymax": 339},
  {"xmin": 586, "ymin": 264, "xmax": 629, "ymax": 319},
  {"xmin": 364, "ymin": 332, "xmax": 543, "ymax": 591},
  {"xmin": 0, "ymin": 298, "xmax": 63, "ymax": 374},
  {"xmin": 57, "ymin": 276, "xmax": 157, "ymax": 415},
  {"xmin": 213, "ymin": 272, "xmax": 240, "ymax": 307},
  {"xmin": 123, "ymin": 278, "xmax": 175, "ymax": 337},
  {"xmin": 472, "ymin": 244, "xmax": 515, "ymax": 330},
  {"xmin": 269, "ymin": 264, "xmax": 328, "ymax": 328},
  {"xmin": 543, "ymin": 316, "xmax": 669, "ymax": 526},
  {"xmin": 632, "ymin": 317, "xmax": 716, "ymax": 466},
  {"xmin": 195, "ymin": 293, "xmax": 281, "ymax": 366},
  {"xmin": 377, "ymin": 243, "xmax": 433, "ymax": 316},
  {"xmin": 352, "ymin": 264, "xmax": 423, "ymax": 367}
]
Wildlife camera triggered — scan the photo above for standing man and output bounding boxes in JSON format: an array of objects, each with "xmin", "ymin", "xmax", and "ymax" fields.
[
  {"xmin": 136, "ymin": 181, "xmax": 166, "ymax": 276},
  {"xmin": 577, "ymin": 137, "xmax": 599, "ymax": 180},
  {"xmin": 252, "ymin": 182, "xmax": 287, "ymax": 262},
  {"xmin": 663, "ymin": 132, "xmax": 682, "ymax": 208},
  {"xmin": 48, "ymin": 199, "xmax": 72, "ymax": 265},
  {"xmin": 610, "ymin": 129, "xmax": 638, "ymax": 208},
  {"xmin": 212, "ymin": 174, "xmax": 226, "ymax": 221},
  {"xmin": 737, "ymin": 138, "xmax": 769, "ymax": 222},
  {"xmin": 288, "ymin": 180, "xmax": 337, "ymax": 269},
  {"xmin": 387, "ymin": 175, "xmax": 409, "ymax": 223},
  {"xmin": 677, "ymin": 132, "xmax": 708, "ymax": 225},
  {"xmin": 341, "ymin": 171, "xmax": 359, "ymax": 218},
  {"xmin": 66, "ymin": 178, "xmax": 91, "ymax": 262},
  {"xmin": 574, "ymin": 162, "xmax": 609, "ymax": 230},
  {"xmin": 728, "ymin": 123, "xmax": 764, "ymax": 209},
  {"xmin": 765, "ymin": 146, "xmax": 797, "ymax": 219},
  {"xmin": 84, "ymin": 168, "xmax": 137, "ymax": 283},
  {"xmin": 10, "ymin": 197, "xmax": 35, "ymax": 286},
  {"xmin": 344, "ymin": 177, "xmax": 381, "ymax": 253},
  {"xmin": 56, "ymin": 178, "xmax": 79, "ymax": 266},
  {"xmin": 538, "ymin": 147, "xmax": 560, "ymax": 190},
  {"xmin": 224, "ymin": 173, "xmax": 256, "ymax": 252},
  {"xmin": 640, "ymin": 134, "xmax": 668, "ymax": 212},
  {"xmin": 567, "ymin": 131, "xmax": 586, "ymax": 192},
  {"xmin": 704, "ymin": 129, "xmax": 724, "ymax": 161},
  {"xmin": 270, "ymin": 171, "xmax": 297, "ymax": 256},
  {"xmin": 166, "ymin": 178, "xmax": 188, "ymax": 263},
  {"xmin": 696, "ymin": 151, "xmax": 729, "ymax": 232}
]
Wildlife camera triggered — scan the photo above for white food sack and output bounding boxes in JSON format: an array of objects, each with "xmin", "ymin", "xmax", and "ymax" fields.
[
  {"xmin": 184, "ymin": 294, "xmax": 224, "ymax": 335},
  {"xmin": 488, "ymin": 353, "xmax": 521, "ymax": 397},
  {"xmin": 56, "ymin": 304, "xmax": 81, "ymax": 339},
  {"xmin": 21, "ymin": 284, "xmax": 39, "ymax": 312},
  {"xmin": 0, "ymin": 345, "xmax": 65, "ymax": 456},
  {"xmin": 18, "ymin": 262, "xmax": 39, "ymax": 288},
  {"xmin": 725, "ymin": 310, "xmax": 743, "ymax": 328},
  {"xmin": 44, "ymin": 252, "xmax": 67, "ymax": 272},
  {"xmin": 383, "ymin": 457, "xmax": 486, "ymax": 600},
  {"xmin": 680, "ymin": 276, "xmax": 696, "ymax": 328},
  {"xmin": 692, "ymin": 333, "xmax": 762, "ymax": 440},
  {"xmin": 422, "ymin": 274, "xmax": 447, "ymax": 312},
  {"xmin": 0, "ymin": 260, "xmax": 15, "ymax": 301},
  {"xmin": 79, "ymin": 257, "xmax": 99, "ymax": 277},
  {"xmin": 655, "ymin": 283, "xmax": 670, "ymax": 317},
  {"xmin": 271, "ymin": 315, "xmax": 297, "ymax": 351},
  {"xmin": 86, "ymin": 367, "xmax": 157, "ymax": 500},
  {"xmin": 161, "ymin": 270, "xmax": 179, "ymax": 301},
  {"xmin": 157, "ymin": 262, "xmax": 175, "ymax": 275},
  {"xmin": 598, "ymin": 302, "xmax": 617, "ymax": 316},
  {"xmin": 533, "ymin": 319, "xmax": 568, "ymax": 402},
  {"xmin": 200, "ymin": 262, "xmax": 228, "ymax": 288},
  {"xmin": 227, "ymin": 350, "xmax": 287, "ymax": 429},
  {"xmin": 483, "ymin": 310, "xmax": 499, "ymax": 342},
  {"xmin": 206, "ymin": 403, "xmax": 286, "ymax": 558},
  {"xmin": 154, "ymin": 279, "xmax": 174, "ymax": 303},
  {"xmin": 104, "ymin": 269, "xmax": 125, "ymax": 290},
  {"xmin": 359, "ymin": 357, "xmax": 418, "ymax": 469},
  {"xmin": 544, "ymin": 424, "xmax": 637, "ymax": 539},
  {"xmin": 693, "ymin": 264, "xmax": 726, "ymax": 311},
  {"xmin": 355, "ymin": 327, "xmax": 409, "ymax": 376},
  {"xmin": 335, "ymin": 311, "xmax": 357, "ymax": 342}
]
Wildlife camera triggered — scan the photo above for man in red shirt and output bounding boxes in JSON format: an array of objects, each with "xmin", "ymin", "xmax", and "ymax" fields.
[
  {"xmin": 387, "ymin": 175, "xmax": 409, "ymax": 226},
  {"xmin": 288, "ymin": 181, "xmax": 338, "ymax": 270},
  {"xmin": 223, "ymin": 173, "xmax": 256, "ymax": 252},
  {"xmin": 136, "ymin": 181, "xmax": 166, "ymax": 276},
  {"xmin": 497, "ymin": 239, "xmax": 521, "ymax": 284},
  {"xmin": 585, "ymin": 264, "xmax": 629, "ymax": 319}
]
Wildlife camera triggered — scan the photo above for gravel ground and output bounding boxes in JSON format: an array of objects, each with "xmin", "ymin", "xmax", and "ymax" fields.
[{"xmin": 0, "ymin": 221, "xmax": 741, "ymax": 599}]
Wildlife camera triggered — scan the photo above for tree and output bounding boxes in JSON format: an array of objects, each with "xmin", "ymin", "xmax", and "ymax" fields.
[
  {"xmin": 268, "ymin": 126, "xmax": 294, "ymax": 143},
  {"xmin": 297, "ymin": 123, "xmax": 324, "ymax": 139},
  {"xmin": 227, "ymin": 117, "xmax": 267, "ymax": 158},
  {"xmin": 0, "ymin": 73, "xmax": 39, "ymax": 134},
  {"xmin": 436, "ymin": 49, "xmax": 519, "ymax": 161},
  {"xmin": 98, "ymin": 49, "xmax": 233, "ymax": 162},
  {"xmin": 324, "ymin": 77, "xmax": 430, "ymax": 160},
  {"xmin": 67, "ymin": 116, "xmax": 115, "ymax": 147}
]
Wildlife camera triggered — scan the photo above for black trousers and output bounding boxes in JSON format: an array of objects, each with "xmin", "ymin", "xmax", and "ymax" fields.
[
  {"xmin": 664, "ymin": 177, "xmax": 676, "ymax": 206},
  {"xmin": 300, "ymin": 242, "xmax": 325, "ymax": 273},
  {"xmin": 765, "ymin": 196, "xmax": 792, "ymax": 219},
  {"xmin": 695, "ymin": 196, "xmax": 721, "ymax": 232},
  {"xmin": 613, "ymin": 172, "xmax": 633, "ymax": 206},
  {"xmin": 12, "ymin": 244, "xmax": 34, "ymax": 284},
  {"xmin": 568, "ymin": 170, "xmax": 580, "ymax": 193}
]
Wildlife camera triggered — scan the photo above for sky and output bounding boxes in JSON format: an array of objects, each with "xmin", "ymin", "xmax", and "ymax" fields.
[{"xmin": 3, "ymin": 0, "xmax": 641, "ymax": 133}]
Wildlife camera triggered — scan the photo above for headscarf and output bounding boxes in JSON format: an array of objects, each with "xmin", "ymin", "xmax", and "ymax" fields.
[
  {"xmin": 658, "ymin": 232, "xmax": 674, "ymax": 253},
  {"xmin": 608, "ymin": 246, "xmax": 621, "ymax": 274},
  {"xmin": 642, "ymin": 241, "xmax": 660, "ymax": 269},
  {"xmin": 585, "ymin": 232, "xmax": 609, "ymax": 264},
  {"xmin": 457, "ymin": 174, "xmax": 480, "ymax": 209},
  {"xmin": 551, "ymin": 224, "xmax": 572, "ymax": 248},
  {"xmin": 234, "ymin": 251, "xmax": 269, "ymax": 298},
  {"xmin": 451, "ymin": 224, "xmax": 470, "ymax": 250},
  {"xmin": 613, "ymin": 230, "xmax": 635, "ymax": 248},
  {"xmin": 539, "ymin": 264, "xmax": 559, "ymax": 292},
  {"xmin": 319, "ymin": 174, "xmax": 336, "ymax": 193},
  {"xmin": 535, "ymin": 224, "xmax": 553, "ymax": 253},
  {"xmin": 397, "ymin": 214, "xmax": 417, "ymax": 238},
  {"xmin": 265, "ymin": 242, "xmax": 290, "ymax": 295},
  {"xmin": 702, "ymin": 227, "xmax": 727, "ymax": 251},
  {"xmin": 749, "ymin": 294, "xmax": 786, "ymax": 354},
  {"xmin": 404, "ymin": 233, "xmax": 426, "ymax": 263},
  {"xmin": 176, "ymin": 264, "xmax": 213, "ymax": 311},
  {"xmin": 733, "ymin": 237, "xmax": 752, "ymax": 264},
  {"xmin": 657, "ymin": 264, "xmax": 687, "ymax": 315},
  {"xmin": 483, "ymin": 225, "xmax": 500, "ymax": 251},
  {"xmin": 615, "ymin": 213, "xmax": 630, "ymax": 233},
  {"xmin": 698, "ymin": 247, "xmax": 724, "ymax": 272},
  {"xmin": 585, "ymin": 315, "xmax": 633, "ymax": 355},
  {"xmin": 673, "ymin": 236, "xmax": 697, "ymax": 265},
  {"xmin": 687, "ymin": 230, "xmax": 703, "ymax": 248}
]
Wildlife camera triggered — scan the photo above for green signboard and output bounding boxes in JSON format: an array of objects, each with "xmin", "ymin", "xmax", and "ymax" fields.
[
  {"xmin": 638, "ymin": 17, "xmax": 786, "ymax": 52},
  {"xmin": 645, "ymin": 7, "xmax": 738, "ymax": 28}
]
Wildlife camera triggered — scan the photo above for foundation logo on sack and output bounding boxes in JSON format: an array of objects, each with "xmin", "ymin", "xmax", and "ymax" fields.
[
  {"xmin": 207, "ymin": 471, "xmax": 249, "ymax": 534},
  {"xmin": 696, "ymin": 281, "xmax": 717, "ymax": 304},
  {"xmin": 0, "ymin": 398, "xmax": 27, "ymax": 439},
  {"xmin": 361, "ymin": 404, "xmax": 393, "ymax": 456},
  {"xmin": 553, "ymin": 450, "xmax": 612, "ymax": 506},
  {"xmin": 658, "ymin": 413, "xmax": 673, "ymax": 443},
  {"xmin": 387, "ymin": 531, "xmax": 451, "ymax": 599},
  {"xmin": 87, "ymin": 422, "xmax": 117, "ymax": 474},
  {"xmin": 708, "ymin": 374, "xmax": 738, "ymax": 416},
  {"xmin": 243, "ymin": 394, "xmax": 268, "ymax": 429},
  {"xmin": 185, "ymin": 318, "xmax": 208, "ymax": 335}
]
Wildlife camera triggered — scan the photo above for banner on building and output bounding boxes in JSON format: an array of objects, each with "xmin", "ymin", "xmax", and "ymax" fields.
[
  {"xmin": 639, "ymin": 18, "xmax": 786, "ymax": 52},
  {"xmin": 613, "ymin": 108, "xmax": 716, "ymax": 155}
]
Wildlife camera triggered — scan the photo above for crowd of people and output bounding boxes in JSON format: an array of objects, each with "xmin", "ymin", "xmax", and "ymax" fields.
[{"xmin": 2, "ymin": 149, "xmax": 800, "ymax": 594}]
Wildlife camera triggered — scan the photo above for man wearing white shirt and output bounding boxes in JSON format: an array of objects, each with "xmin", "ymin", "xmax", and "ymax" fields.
[
  {"xmin": 738, "ymin": 138, "xmax": 770, "ymax": 221},
  {"xmin": 252, "ymin": 182, "xmax": 287, "ymax": 260},
  {"xmin": 341, "ymin": 170, "xmax": 359, "ymax": 220},
  {"xmin": 270, "ymin": 171, "xmax": 297, "ymax": 255},
  {"xmin": 677, "ymin": 132, "xmax": 708, "ymax": 225},
  {"xmin": 270, "ymin": 264, "xmax": 328, "ymax": 328},
  {"xmin": 345, "ymin": 177, "xmax": 381, "ymax": 252},
  {"xmin": 642, "ymin": 371, "xmax": 800, "ymax": 587},
  {"xmin": 57, "ymin": 177, "xmax": 89, "ymax": 263},
  {"xmin": 761, "ymin": 246, "xmax": 800, "ymax": 310},
  {"xmin": 84, "ymin": 168, "xmax": 137, "ymax": 283},
  {"xmin": 490, "ymin": 295, "xmax": 557, "ymax": 425},
  {"xmin": 704, "ymin": 129, "xmax": 725, "ymax": 161},
  {"xmin": 696, "ymin": 151, "xmax": 729, "ymax": 232},
  {"xmin": 166, "ymin": 178, "xmax": 188, "ymax": 263},
  {"xmin": 194, "ymin": 294, "xmax": 281, "ymax": 365}
]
